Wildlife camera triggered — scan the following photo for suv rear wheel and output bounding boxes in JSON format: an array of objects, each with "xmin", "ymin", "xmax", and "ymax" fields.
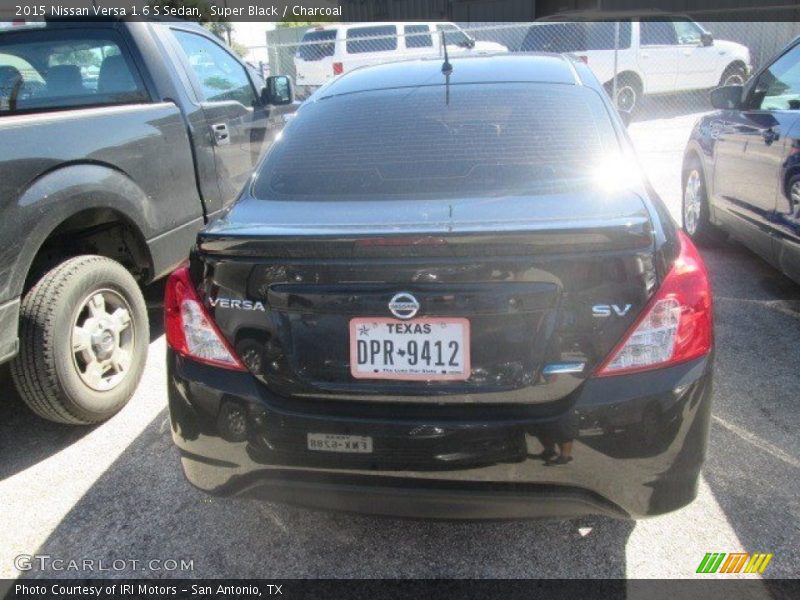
[
  {"xmin": 606, "ymin": 74, "xmax": 641, "ymax": 114},
  {"xmin": 11, "ymin": 255, "xmax": 148, "ymax": 424},
  {"xmin": 719, "ymin": 64, "xmax": 747, "ymax": 87}
]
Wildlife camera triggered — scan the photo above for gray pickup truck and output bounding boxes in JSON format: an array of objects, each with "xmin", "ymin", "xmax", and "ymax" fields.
[{"xmin": 0, "ymin": 19, "xmax": 295, "ymax": 424}]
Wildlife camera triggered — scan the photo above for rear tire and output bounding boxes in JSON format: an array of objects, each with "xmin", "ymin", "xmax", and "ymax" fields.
[
  {"xmin": 10, "ymin": 255, "xmax": 148, "ymax": 424},
  {"xmin": 787, "ymin": 174, "xmax": 800, "ymax": 219},
  {"xmin": 682, "ymin": 159, "xmax": 723, "ymax": 246},
  {"xmin": 719, "ymin": 64, "xmax": 747, "ymax": 87},
  {"xmin": 606, "ymin": 74, "xmax": 641, "ymax": 115}
]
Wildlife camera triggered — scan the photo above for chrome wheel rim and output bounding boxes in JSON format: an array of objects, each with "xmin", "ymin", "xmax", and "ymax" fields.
[
  {"xmin": 723, "ymin": 72, "xmax": 745, "ymax": 86},
  {"xmin": 616, "ymin": 85, "xmax": 636, "ymax": 112},
  {"xmin": 684, "ymin": 169, "xmax": 703, "ymax": 235},
  {"xmin": 71, "ymin": 289, "xmax": 135, "ymax": 392},
  {"xmin": 790, "ymin": 180, "xmax": 800, "ymax": 210}
]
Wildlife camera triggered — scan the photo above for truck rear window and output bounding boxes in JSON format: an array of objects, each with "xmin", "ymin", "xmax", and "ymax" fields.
[
  {"xmin": 297, "ymin": 30, "xmax": 337, "ymax": 61},
  {"xmin": 0, "ymin": 29, "xmax": 147, "ymax": 115},
  {"xmin": 253, "ymin": 83, "xmax": 620, "ymax": 201}
]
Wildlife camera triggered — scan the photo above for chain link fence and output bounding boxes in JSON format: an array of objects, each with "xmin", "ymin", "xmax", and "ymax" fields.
[
  {"xmin": 248, "ymin": 20, "xmax": 800, "ymax": 220},
  {"xmin": 256, "ymin": 20, "xmax": 800, "ymax": 120}
]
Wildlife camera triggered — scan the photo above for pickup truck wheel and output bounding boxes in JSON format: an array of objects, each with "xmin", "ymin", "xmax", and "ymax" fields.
[
  {"xmin": 683, "ymin": 161, "xmax": 722, "ymax": 246},
  {"xmin": 606, "ymin": 76, "xmax": 641, "ymax": 114},
  {"xmin": 720, "ymin": 64, "xmax": 746, "ymax": 87},
  {"xmin": 10, "ymin": 255, "xmax": 148, "ymax": 424}
]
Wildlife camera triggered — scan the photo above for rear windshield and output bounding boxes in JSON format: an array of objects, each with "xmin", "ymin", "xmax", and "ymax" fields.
[
  {"xmin": 522, "ymin": 22, "xmax": 632, "ymax": 52},
  {"xmin": 253, "ymin": 83, "xmax": 620, "ymax": 201},
  {"xmin": 297, "ymin": 30, "xmax": 337, "ymax": 61}
]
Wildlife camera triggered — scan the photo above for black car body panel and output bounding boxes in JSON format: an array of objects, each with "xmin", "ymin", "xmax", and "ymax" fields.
[
  {"xmin": 196, "ymin": 190, "xmax": 658, "ymax": 405},
  {"xmin": 169, "ymin": 54, "xmax": 712, "ymax": 519},
  {"xmin": 169, "ymin": 351, "xmax": 712, "ymax": 518}
]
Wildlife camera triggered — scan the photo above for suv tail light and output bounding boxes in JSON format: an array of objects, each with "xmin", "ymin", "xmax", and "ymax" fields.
[
  {"xmin": 165, "ymin": 267, "xmax": 246, "ymax": 371},
  {"xmin": 333, "ymin": 62, "xmax": 344, "ymax": 75},
  {"xmin": 595, "ymin": 231, "xmax": 712, "ymax": 377}
]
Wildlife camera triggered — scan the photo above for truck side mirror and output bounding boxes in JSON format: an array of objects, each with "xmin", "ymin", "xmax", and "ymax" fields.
[
  {"xmin": 700, "ymin": 32, "xmax": 714, "ymax": 47},
  {"xmin": 262, "ymin": 75, "xmax": 294, "ymax": 106},
  {"xmin": 710, "ymin": 85, "xmax": 744, "ymax": 110}
]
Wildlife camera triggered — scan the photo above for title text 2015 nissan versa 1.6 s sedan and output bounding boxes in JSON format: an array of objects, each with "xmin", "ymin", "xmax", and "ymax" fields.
[{"xmin": 165, "ymin": 54, "xmax": 714, "ymax": 519}]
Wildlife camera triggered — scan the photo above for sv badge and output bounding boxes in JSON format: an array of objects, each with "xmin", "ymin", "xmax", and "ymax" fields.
[{"xmin": 592, "ymin": 304, "xmax": 632, "ymax": 318}]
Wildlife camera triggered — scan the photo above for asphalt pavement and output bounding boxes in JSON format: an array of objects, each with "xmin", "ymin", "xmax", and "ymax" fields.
[{"xmin": 0, "ymin": 97, "xmax": 798, "ymax": 581}]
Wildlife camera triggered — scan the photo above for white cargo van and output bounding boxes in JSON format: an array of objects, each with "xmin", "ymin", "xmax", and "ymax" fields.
[{"xmin": 294, "ymin": 22, "xmax": 507, "ymax": 89}]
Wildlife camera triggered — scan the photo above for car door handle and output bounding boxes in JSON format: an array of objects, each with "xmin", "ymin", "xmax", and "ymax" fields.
[
  {"xmin": 640, "ymin": 52, "xmax": 649, "ymax": 58},
  {"xmin": 762, "ymin": 128, "xmax": 779, "ymax": 145},
  {"xmin": 211, "ymin": 123, "xmax": 230, "ymax": 146}
]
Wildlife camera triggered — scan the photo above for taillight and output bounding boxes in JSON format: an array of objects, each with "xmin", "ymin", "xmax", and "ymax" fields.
[
  {"xmin": 576, "ymin": 55, "xmax": 588, "ymax": 64},
  {"xmin": 164, "ymin": 267, "xmax": 246, "ymax": 371},
  {"xmin": 333, "ymin": 62, "xmax": 344, "ymax": 75},
  {"xmin": 594, "ymin": 231, "xmax": 712, "ymax": 377}
]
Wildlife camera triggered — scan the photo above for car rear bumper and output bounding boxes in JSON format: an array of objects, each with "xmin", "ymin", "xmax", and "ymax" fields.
[{"xmin": 168, "ymin": 351, "xmax": 713, "ymax": 519}]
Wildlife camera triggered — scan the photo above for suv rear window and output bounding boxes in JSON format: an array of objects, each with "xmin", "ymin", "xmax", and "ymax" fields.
[
  {"xmin": 0, "ymin": 29, "xmax": 147, "ymax": 115},
  {"xmin": 405, "ymin": 25, "xmax": 433, "ymax": 49},
  {"xmin": 297, "ymin": 30, "xmax": 337, "ymax": 61},
  {"xmin": 522, "ymin": 22, "xmax": 632, "ymax": 52},
  {"xmin": 253, "ymin": 83, "xmax": 619, "ymax": 200},
  {"xmin": 346, "ymin": 26, "xmax": 397, "ymax": 54}
]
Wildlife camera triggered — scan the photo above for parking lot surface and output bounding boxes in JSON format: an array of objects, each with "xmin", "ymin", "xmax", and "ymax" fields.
[{"xmin": 1, "ymin": 98, "xmax": 798, "ymax": 580}]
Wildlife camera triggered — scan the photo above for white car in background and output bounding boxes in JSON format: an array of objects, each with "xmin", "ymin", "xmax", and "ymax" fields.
[
  {"xmin": 524, "ymin": 13, "xmax": 751, "ymax": 113},
  {"xmin": 294, "ymin": 22, "xmax": 507, "ymax": 90}
]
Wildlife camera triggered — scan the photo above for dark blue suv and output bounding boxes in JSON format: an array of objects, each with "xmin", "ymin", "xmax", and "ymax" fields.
[{"xmin": 683, "ymin": 36, "xmax": 800, "ymax": 284}]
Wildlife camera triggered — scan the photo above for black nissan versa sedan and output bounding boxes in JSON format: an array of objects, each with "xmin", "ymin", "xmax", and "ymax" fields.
[{"xmin": 165, "ymin": 54, "xmax": 714, "ymax": 519}]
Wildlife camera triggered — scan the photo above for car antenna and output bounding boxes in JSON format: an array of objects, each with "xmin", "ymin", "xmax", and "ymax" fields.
[
  {"xmin": 441, "ymin": 30, "xmax": 453, "ymax": 75},
  {"xmin": 441, "ymin": 30, "xmax": 452, "ymax": 105}
]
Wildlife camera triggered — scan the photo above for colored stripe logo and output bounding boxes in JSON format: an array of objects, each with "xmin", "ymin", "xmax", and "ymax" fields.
[{"xmin": 697, "ymin": 552, "xmax": 773, "ymax": 574}]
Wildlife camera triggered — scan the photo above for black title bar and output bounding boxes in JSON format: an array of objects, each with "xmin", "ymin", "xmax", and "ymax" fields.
[
  {"xmin": 3, "ymin": 0, "xmax": 800, "ymax": 23},
  {"xmin": 2, "ymin": 579, "xmax": 800, "ymax": 600}
]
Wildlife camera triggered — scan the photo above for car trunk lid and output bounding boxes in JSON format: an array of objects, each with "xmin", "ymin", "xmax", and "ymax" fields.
[{"xmin": 191, "ymin": 190, "xmax": 657, "ymax": 405}]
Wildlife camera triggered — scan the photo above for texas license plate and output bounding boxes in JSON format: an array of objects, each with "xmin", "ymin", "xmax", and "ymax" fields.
[
  {"xmin": 307, "ymin": 433, "xmax": 373, "ymax": 453},
  {"xmin": 349, "ymin": 317, "xmax": 470, "ymax": 381}
]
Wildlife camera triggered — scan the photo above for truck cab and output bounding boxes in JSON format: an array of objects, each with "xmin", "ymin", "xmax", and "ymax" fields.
[{"xmin": 0, "ymin": 19, "xmax": 295, "ymax": 424}]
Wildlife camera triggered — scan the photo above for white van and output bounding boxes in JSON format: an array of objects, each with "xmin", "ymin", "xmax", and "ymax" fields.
[{"xmin": 294, "ymin": 22, "xmax": 507, "ymax": 89}]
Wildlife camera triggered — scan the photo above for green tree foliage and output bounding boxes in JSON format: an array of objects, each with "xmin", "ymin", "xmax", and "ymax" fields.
[
  {"xmin": 277, "ymin": 21, "xmax": 321, "ymax": 29},
  {"xmin": 206, "ymin": 21, "xmax": 233, "ymax": 41},
  {"xmin": 229, "ymin": 41, "xmax": 248, "ymax": 58}
]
